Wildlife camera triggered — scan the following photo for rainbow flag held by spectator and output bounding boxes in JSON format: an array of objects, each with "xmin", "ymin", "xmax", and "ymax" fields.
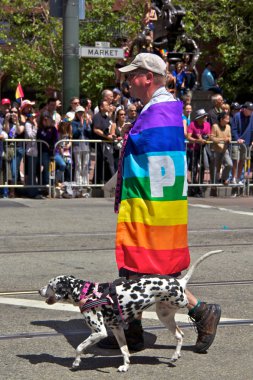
[
  {"xmin": 15, "ymin": 82, "xmax": 24, "ymax": 100},
  {"xmin": 115, "ymin": 101, "xmax": 190, "ymax": 275}
]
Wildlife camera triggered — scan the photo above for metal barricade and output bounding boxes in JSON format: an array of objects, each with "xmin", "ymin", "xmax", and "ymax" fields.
[
  {"xmin": 186, "ymin": 140, "xmax": 248, "ymax": 196},
  {"xmin": 52, "ymin": 139, "xmax": 115, "ymax": 198},
  {"xmin": 245, "ymin": 145, "xmax": 253, "ymax": 196},
  {"xmin": 0, "ymin": 138, "xmax": 50, "ymax": 198}
]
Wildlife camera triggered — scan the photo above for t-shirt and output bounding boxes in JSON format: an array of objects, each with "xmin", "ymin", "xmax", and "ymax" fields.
[{"xmin": 187, "ymin": 120, "xmax": 211, "ymax": 150}]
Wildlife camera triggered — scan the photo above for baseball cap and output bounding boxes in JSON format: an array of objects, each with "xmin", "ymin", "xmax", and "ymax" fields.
[
  {"xmin": 75, "ymin": 105, "xmax": 85, "ymax": 113},
  {"xmin": 230, "ymin": 102, "xmax": 241, "ymax": 110},
  {"xmin": 113, "ymin": 88, "xmax": 121, "ymax": 95},
  {"xmin": 242, "ymin": 101, "xmax": 253, "ymax": 110},
  {"xmin": 20, "ymin": 99, "xmax": 35, "ymax": 110},
  {"xmin": 119, "ymin": 53, "xmax": 167, "ymax": 76},
  {"xmin": 1, "ymin": 98, "xmax": 11, "ymax": 105}
]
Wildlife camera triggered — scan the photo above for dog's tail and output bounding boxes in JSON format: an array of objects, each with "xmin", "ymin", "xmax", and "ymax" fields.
[{"xmin": 181, "ymin": 250, "xmax": 223, "ymax": 286}]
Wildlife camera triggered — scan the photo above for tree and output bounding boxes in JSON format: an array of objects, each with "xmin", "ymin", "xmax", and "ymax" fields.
[
  {"xmin": 0, "ymin": 0, "xmax": 62, "ymax": 97},
  {"xmin": 174, "ymin": 0, "xmax": 253, "ymax": 100}
]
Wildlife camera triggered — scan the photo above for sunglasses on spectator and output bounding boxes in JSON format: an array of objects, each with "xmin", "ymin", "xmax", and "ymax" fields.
[
  {"xmin": 72, "ymin": 102, "xmax": 80, "ymax": 105},
  {"xmin": 119, "ymin": 112, "xmax": 126, "ymax": 116}
]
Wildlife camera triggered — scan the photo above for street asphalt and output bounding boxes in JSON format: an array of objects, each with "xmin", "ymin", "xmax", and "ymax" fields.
[{"xmin": 0, "ymin": 196, "xmax": 252, "ymax": 380}]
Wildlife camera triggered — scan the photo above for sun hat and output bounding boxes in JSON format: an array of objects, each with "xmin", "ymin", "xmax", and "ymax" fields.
[
  {"xmin": 75, "ymin": 105, "xmax": 85, "ymax": 113},
  {"xmin": 119, "ymin": 53, "xmax": 167, "ymax": 76},
  {"xmin": 1, "ymin": 98, "xmax": 11, "ymax": 105},
  {"xmin": 20, "ymin": 99, "xmax": 35, "ymax": 110},
  {"xmin": 194, "ymin": 109, "xmax": 208, "ymax": 120}
]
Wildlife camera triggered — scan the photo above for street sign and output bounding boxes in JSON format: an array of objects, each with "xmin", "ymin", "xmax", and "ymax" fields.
[
  {"xmin": 95, "ymin": 41, "xmax": 110, "ymax": 48},
  {"xmin": 79, "ymin": 46, "xmax": 124, "ymax": 59}
]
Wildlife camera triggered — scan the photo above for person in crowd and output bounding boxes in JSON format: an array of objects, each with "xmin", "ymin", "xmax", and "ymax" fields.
[
  {"xmin": 94, "ymin": 89, "xmax": 113, "ymax": 114},
  {"xmin": 230, "ymin": 102, "xmax": 241, "ymax": 125},
  {"xmin": 37, "ymin": 112, "xmax": 58, "ymax": 191},
  {"xmin": 210, "ymin": 111, "xmax": 232, "ymax": 187},
  {"xmin": 221, "ymin": 103, "xmax": 230, "ymax": 115},
  {"xmin": 3, "ymin": 106, "xmax": 23, "ymax": 196},
  {"xmin": 82, "ymin": 98, "xmax": 93, "ymax": 123},
  {"xmin": 43, "ymin": 98, "xmax": 61, "ymax": 129},
  {"xmin": 231, "ymin": 102, "xmax": 253, "ymax": 185},
  {"xmin": 24, "ymin": 112, "xmax": 42, "ymax": 198},
  {"xmin": 56, "ymin": 118, "xmax": 72, "ymax": 183},
  {"xmin": 143, "ymin": 1, "xmax": 157, "ymax": 41},
  {"xmin": 182, "ymin": 103, "xmax": 192, "ymax": 138},
  {"xmin": 112, "ymin": 88, "xmax": 122, "ymax": 109},
  {"xmin": 0, "ymin": 99, "xmax": 11, "ymax": 196},
  {"xmin": 99, "ymin": 53, "xmax": 221, "ymax": 353},
  {"xmin": 201, "ymin": 62, "xmax": 222, "ymax": 93},
  {"xmin": 66, "ymin": 97, "xmax": 80, "ymax": 121},
  {"xmin": 208, "ymin": 94, "xmax": 224, "ymax": 126},
  {"xmin": 126, "ymin": 104, "xmax": 138, "ymax": 123},
  {"xmin": 111, "ymin": 108, "xmax": 125, "ymax": 171},
  {"xmin": 71, "ymin": 105, "xmax": 91, "ymax": 190},
  {"xmin": 172, "ymin": 61, "xmax": 187, "ymax": 99},
  {"xmin": 165, "ymin": 68, "xmax": 176, "ymax": 95},
  {"xmin": 187, "ymin": 108, "xmax": 211, "ymax": 197},
  {"xmin": 20, "ymin": 99, "xmax": 36, "ymax": 124},
  {"xmin": 92, "ymin": 100, "xmax": 115, "ymax": 184}
]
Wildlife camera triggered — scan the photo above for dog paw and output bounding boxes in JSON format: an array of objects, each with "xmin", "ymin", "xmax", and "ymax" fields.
[
  {"xmin": 72, "ymin": 360, "xmax": 81, "ymax": 370},
  {"xmin": 117, "ymin": 365, "xmax": 129, "ymax": 372}
]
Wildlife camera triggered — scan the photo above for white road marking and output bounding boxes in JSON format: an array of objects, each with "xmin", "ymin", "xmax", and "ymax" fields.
[
  {"xmin": 0, "ymin": 297, "xmax": 249, "ymax": 324},
  {"xmin": 189, "ymin": 203, "xmax": 253, "ymax": 217}
]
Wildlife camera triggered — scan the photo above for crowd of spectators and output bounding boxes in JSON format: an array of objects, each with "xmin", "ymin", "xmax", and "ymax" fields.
[{"xmin": 0, "ymin": 70, "xmax": 253, "ymax": 199}]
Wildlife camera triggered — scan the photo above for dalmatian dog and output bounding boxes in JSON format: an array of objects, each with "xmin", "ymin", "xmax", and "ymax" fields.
[{"xmin": 39, "ymin": 249, "xmax": 222, "ymax": 372}]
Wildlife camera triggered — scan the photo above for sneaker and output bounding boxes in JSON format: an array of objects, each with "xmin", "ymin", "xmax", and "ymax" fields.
[
  {"xmin": 98, "ymin": 320, "xmax": 144, "ymax": 351},
  {"xmin": 231, "ymin": 178, "xmax": 237, "ymax": 185},
  {"xmin": 189, "ymin": 303, "xmax": 221, "ymax": 353},
  {"xmin": 237, "ymin": 180, "xmax": 244, "ymax": 186}
]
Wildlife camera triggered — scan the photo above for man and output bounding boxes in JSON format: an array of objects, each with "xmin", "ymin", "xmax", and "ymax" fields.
[
  {"xmin": 231, "ymin": 101, "xmax": 253, "ymax": 185},
  {"xmin": 201, "ymin": 63, "xmax": 222, "ymax": 94},
  {"xmin": 208, "ymin": 94, "xmax": 224, "ymax": 126},
  {"xmin": 92, "ymin": 100, "xmax": 115, "ymax": 184},
  {"xmin": 94, "ymin": 89, "xmax": 113, "ymax": 114},
  {"xmin": 126, "ymin": 104, "xmax": 137, "ymax": 123},
  {"xmin": 99, "ymin": 53, "xmax": 221, "ymax": 353},
  {"xmin": 66, "ymin": 97, "xmax": 80, "ymax": 121},
  {"xmin": 45, "ymin": 98, "xmax": 61, "ymax": 128}
]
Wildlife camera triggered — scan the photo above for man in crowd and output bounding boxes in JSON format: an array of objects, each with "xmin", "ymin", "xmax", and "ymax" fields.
[
  {"xmin": 231, "ymin": 101, "xmax": 253, "ymax": 185},
  {"xmin": 208, "ymin": 94, "xmax": 224, "ymax": 126},
  {"xmin": 92, "ymin": 100, "xmax": 115, "ymax": 184},
  {"xmin": 94, "ymin": 89, "xmax": 113, "ymax": 114},
  {"xmin": 66, "ymin": 97, "xmax": 80, "ymax": 121},
  {"xmin": 99, "ymin": 53, "xmax": 221, "ymax": 353}
]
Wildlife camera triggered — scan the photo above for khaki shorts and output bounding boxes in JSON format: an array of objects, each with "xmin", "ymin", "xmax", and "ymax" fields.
[{"xmin": 231, "ymin": 144, "xmax": 247, "ymax": 161}]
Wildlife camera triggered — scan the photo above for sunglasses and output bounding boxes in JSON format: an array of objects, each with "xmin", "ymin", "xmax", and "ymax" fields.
[
  {"xmin": 119, "ymin": 113, "xmax": 125, "ymax": 116},
  {"xmin": 72, "ymin": 102, "xmax": 80, "ymax": 105}
]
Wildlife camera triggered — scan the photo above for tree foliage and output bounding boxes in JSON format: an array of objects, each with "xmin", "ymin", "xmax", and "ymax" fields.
[{"xmin": 174, "ymin": 0, "xmax": 253, "ymax": 100}]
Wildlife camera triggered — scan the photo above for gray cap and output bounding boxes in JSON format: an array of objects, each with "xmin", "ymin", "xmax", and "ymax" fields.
[
  {"xmin": 194, "ymin": 109, "xmax": 208, "ymax": 120},
  {"xmin": 242, "ymin": 101, "xmax": 253, "ymax": 110},
  {"xmin": 119, "ymin": 53, "xmax": 167, "ymax": 76}
]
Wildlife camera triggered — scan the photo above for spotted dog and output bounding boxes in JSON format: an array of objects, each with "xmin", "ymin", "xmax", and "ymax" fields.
[{"xmin": 39, "ymin": 249, "xmax": 222, "ymax": 372}]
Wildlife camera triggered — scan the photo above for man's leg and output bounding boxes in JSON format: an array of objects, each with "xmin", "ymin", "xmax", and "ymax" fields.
[{"xmin": 186, "ymin": 289, "xmax": 221, "ymax": 353}]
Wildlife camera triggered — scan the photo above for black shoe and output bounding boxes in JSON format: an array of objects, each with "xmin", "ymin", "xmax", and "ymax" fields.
[
  {"xmin": 189, "ymin": 303, "xmax": 221, "ymax": 353},
  {"xmin": 98, "ymin": 320, "xmax": 144, "ymax": 351}
]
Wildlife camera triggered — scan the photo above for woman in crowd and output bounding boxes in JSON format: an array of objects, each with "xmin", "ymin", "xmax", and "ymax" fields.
[
  {"xmin": 187, "ymin": 109, "xmax": 211, "ymax": 197},
  {"xmin": 55, "ymin": 118, "xmax": 72, "ymax": 183},
  {"xmin": 71, "ymin": 106, "xmax": 91, "ymax": 190},
  {"xmin": 111, "ymin": 108, "xmax": 125, "ymax": 171},
  {"xmin": 210, "ymin": 111, "xmax": 232, "ymax": 186},
  {"xmin": 37, "ymin": 112, "xmax": 58, "ymax": 190},
  {"xmin": 24, "ymin": 112, "xmax": 41, "ymax": 198}
]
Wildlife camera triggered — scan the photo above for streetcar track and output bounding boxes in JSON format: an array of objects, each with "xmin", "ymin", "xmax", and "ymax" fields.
[
  {"xmin": 0, "ymin": 241, "xmax": 252, "ymax": 255},
  {"xmin": 0, "ymin": 226, "xmax": 253, "ymax": 240},
  {"xmin": 0, "ymin": 279, "xmax": 252, "ymax": 296},
  {"xmin": 0, "ymin": 320, "xmax": 252, "ymax": 341}
]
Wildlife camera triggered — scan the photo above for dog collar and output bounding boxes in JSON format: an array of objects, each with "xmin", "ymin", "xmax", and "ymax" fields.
[{"xmin": 80, "ymin": 282, "xmax": 91, "ymax": 300}]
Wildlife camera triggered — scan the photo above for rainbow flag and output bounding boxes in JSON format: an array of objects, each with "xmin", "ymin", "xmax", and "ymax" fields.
[
  {"xmin": 15, "ymin": 82, "xmax": 24, "ymax": 100},
  {"xmin": 115, "ymin": 101, "xmax": 190, "ymax": 275}
]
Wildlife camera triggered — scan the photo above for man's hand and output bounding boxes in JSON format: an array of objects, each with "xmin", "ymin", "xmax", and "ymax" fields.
[{"xmin": 237, "ymin": 138, "xmax": 245, "ymax": 144}]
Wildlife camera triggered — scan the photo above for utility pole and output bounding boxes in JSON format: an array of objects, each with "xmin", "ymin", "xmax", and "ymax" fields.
[{"xmin": 62, "ymin": 0, "xmax": 80, "ymax": 113}]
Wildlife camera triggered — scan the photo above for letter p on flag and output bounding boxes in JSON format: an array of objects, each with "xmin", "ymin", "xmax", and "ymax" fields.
[{"xmin": 148, "ymin": 155, "xmax": 175, "ymax": 198}]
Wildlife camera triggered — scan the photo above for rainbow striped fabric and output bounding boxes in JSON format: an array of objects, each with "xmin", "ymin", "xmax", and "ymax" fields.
[{"xmin": 115, "ymin": 100, "xmax": 190, "ymax": 275}]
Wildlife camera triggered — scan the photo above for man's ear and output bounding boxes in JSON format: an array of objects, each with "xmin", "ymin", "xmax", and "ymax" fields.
[{"xmin": 145, "ymin": 71, "xmax": 153, "ymax": 84}]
